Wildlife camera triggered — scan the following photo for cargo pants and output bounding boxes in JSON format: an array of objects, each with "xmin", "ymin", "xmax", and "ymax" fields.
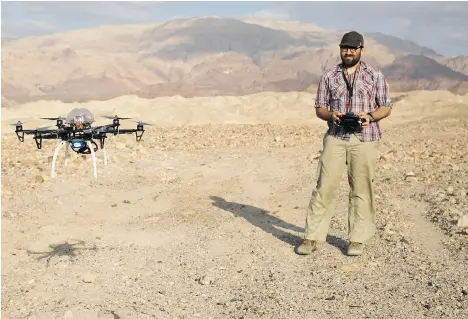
[{"xmin": 304, "ymin": 133, "xmax": 380, "ymax": 244}]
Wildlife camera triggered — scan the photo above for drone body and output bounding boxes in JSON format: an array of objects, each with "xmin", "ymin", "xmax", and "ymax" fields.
[{"xmin": 11, "ymin": 108, "xmax": 149, "ymax": 178}]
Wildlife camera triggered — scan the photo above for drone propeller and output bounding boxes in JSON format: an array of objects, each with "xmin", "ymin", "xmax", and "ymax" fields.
[
  {"xmin": 40, "ymin": 116, "xmax": 67, "ymax": 120},
  {"xmin": 102, "ymin": 115, "xmax": 132, "ymax": 120},
  {"xmin": 8, "ymin": 120, "xmax": 27, "ymax": 126},
  {"xmin": 132, "ymin": 120, "xmax": 153, "ymax": 126}
]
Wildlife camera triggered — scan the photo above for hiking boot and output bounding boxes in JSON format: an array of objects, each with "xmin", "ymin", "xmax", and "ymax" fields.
[
  {"xmin": 295, "ymin": 239, "xmax": 317, "ymax": 255},
  {"xmin": 347, "ymin": 242, "xmax": 363, "ymax": 256}
]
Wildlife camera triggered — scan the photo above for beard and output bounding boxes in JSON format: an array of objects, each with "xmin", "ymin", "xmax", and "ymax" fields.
[{"xmin": 341, "ymin": 53, "xmax": 361, "ymax": 67}]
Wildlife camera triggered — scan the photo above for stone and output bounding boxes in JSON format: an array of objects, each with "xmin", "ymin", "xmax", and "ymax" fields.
[
  {"xmin": 197, "ymin": 275, "xmax": 213, "ymax": 285},
  {"xmin": 35, "ymin": 175, "xmax": 44, "ymax": 183},
  {"xmin": 82, "ymin": 273, "xmax": 96, "ymax": 283},
  {"xmin": 405, "ymin": 172, "xmax": 418, "ymax": 182},
  {"xmin": 457, "ymin": 215, "xmax": 468, "ymax": 228},
  {"xmin": 340, "ymin": 263, "xmax": 359, "ymax": 272}
]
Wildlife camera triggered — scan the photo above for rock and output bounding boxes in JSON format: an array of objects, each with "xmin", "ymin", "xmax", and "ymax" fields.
[
  {"xmin": 457, "ymin": 215, "xmax": 468, "ymax": 228},
  {"xmin": 82, "ymin": 273, "xmax": 96, "ymax": 283},
  {"xmin": 405, "ymin": 172, "xmax": 418, "ymax": 182},
  {"xmin": 382, "ymin": 164, "xmax": 392, "ymax": 170},
  {"xmin": 340, "ymin": 263, "xmax": 359, "ymax": 272},
  {"xmin": 383, "ymin": 223, "xmax": 395, "ymax": 235},
  {"xmin": 165, "ymin": 175, "xmax": 181, "ymax": 184},
  {"xmin": 447, "ymin": 186, "xmax": 455, "ymax": 195},
  {"xmin": 35, "ymin": 175, "xmax": 44, "ymax": 183},
  {"xmin": 64, "ymin": 310, "xmax": 73, "ymax": 319},
  {"xmin": 275, "ymin": 136, "xmax": 281, "ymax": 142},
  {"xmin": 197, "ymin": 275, "xmax": 213, "ymax": 285}
]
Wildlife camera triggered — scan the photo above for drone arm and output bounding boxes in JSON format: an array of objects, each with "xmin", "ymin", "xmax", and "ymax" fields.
[
  {"xmin": 114, "ymin": 128, "xmax": 145, "ymax": 141},
  {"xmin": 113, "ymin": 129, "xmax": 136, "ymax": 135}
]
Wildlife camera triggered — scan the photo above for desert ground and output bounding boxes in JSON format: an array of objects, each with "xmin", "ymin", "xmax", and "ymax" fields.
[{"xmin": 2, "ymin": 90, "xmax": 468, "ymax": 319}]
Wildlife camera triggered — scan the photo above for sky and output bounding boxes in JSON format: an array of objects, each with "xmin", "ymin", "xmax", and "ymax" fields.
[{"xmin": 2, "ymin": 1, "xmax": 468, "ymax": 57}]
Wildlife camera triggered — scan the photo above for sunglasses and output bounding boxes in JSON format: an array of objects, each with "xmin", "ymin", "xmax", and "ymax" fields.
[{"xmin": 340, "ymin": 46, "xmax": 362, "ymax": 53}]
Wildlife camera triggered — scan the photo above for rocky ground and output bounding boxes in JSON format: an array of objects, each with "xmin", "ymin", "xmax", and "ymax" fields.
[{"xmin": 2, "ymin": 112, "xmax": 468, "ymax": 318}]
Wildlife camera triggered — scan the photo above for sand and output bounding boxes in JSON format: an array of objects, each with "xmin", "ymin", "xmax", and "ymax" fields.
[{"xmin": 1, "ymin": 89, "xmax": 468, "ymax": 318}]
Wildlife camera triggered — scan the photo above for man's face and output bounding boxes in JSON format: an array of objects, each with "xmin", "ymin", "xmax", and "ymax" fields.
[{"xmin": 340, "ymin": 46, "xmax": 362, "ymax": 67}]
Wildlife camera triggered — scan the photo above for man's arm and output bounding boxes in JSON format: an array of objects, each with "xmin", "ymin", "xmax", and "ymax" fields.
[
  {"xmin": 359, "ymin": 71, "xmax": 393, "ymax": 125},
  {"xmin": 314, "ymin": 74, "xmax": 342, "ymax": 124},
  {"xmin": 371, "ymin": 71, "xmax": 393, "ymax": 121},
  {"xmin": 368, "ymin": 106, "xmax": 392, "ymax": 122},
  {"xmin": 316, "ymin": 107, "xmax": 333, "ymax": 122}
]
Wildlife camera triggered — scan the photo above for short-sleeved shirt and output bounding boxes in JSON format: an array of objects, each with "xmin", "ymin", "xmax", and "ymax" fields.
[{"xmin": 315, "ymin": 61, "xmax": 392, "ymax": 142}]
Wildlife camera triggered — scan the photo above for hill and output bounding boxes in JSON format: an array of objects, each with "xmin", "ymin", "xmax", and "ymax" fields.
[{"xmin": 2, "ymin": 17, "xmax": 468, "ymax": 106}]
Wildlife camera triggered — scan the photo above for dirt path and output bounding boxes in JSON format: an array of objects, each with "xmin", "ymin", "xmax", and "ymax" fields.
[{"xmin": 2, "ymin": 117, "xmax": 468, "ymax": 319}]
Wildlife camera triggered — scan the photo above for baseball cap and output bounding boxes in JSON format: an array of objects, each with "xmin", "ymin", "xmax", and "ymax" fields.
[{"xmin": 339, "ymin": 31, "xmax": 364, "ymax": 48}]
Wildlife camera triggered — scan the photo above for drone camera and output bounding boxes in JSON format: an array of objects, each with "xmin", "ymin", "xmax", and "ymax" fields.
[
  {"xmin": 137, "ymin": 122, "xmax": 144, "ymax": 131},
  {"xmin": 71, "ymin": 140, "xmax": 86, "ymax": 150}
]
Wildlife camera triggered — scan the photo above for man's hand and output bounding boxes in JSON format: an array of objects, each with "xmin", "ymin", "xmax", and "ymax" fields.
[
  {"xmin": 331, "ymin": 111, "xmax": 344, "ymax": 125},
  {"xmin": 316, "ymin": 108, "xmax": 342, "ymax": 123},
  {"xmin": 358, "ymin": 112, "xmax": 371, "ymax": 128}
]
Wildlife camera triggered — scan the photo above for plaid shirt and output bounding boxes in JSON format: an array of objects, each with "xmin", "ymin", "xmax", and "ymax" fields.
[{"xmin": 315, "ymin": 61, "xmax": 392, "ymax": 142}]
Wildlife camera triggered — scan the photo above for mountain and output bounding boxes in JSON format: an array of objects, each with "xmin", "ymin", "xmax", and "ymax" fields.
[
  {"xmin": 383, "ymin": 55, "xmax": 468, "ymax": 92},
  {"xmin": 437, "ymin": 55, "xmax": 468, "ymax": 75},
  {"xmin": 364, "ymin": 32, "xmax": 439, "ymax": 57},
  {"xmin": 2, "ymin": 17, "xmax": 468, "ymax": 106}
]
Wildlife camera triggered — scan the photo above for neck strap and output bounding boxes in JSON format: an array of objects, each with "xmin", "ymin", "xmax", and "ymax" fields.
[{"xmin": 341, "ymin": 62, "xmax": 360, "ymax": 102}]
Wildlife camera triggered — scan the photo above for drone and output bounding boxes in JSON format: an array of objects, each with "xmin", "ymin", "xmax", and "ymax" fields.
[{"xmin": 10, "ymin": 108, "xmax": 151, "ymax": 178}]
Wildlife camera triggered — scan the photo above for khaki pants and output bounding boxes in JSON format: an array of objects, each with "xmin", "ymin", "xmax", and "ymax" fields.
[{"xmin": 304, "ymin": 133, "xmax": 380, "ymax": 244}]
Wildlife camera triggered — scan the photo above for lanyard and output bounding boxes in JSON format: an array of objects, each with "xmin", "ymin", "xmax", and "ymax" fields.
[{"xmin": 341, "ymin": 63, "xmax": 359, "ymax": 112}]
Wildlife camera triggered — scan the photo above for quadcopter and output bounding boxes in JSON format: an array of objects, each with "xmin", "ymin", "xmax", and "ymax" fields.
[{"xmin": 10, "ymin": 108, "xmax": 151, "ymax": 178}]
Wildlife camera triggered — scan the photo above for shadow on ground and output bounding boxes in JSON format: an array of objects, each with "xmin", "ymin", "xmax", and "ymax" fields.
[
  {"xmin": 26, "ymin": 239, "xmax": 97, "ymax": 266},
  {"xmin": 209, "ymin": 196, "xmax": 347, "ymax": 254}
]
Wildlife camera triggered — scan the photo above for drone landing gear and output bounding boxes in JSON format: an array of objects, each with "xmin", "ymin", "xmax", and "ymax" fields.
[
  {"xmin": 15, "ymin": 130, "xmax": 25, "ymax": 142},
  {"xmin": 136, "ymin": 130, "xmax": 144, "ymax": 142},
  {"xmin": 51, "ymin": 141, "xmax": 108, "ymax": 179}
]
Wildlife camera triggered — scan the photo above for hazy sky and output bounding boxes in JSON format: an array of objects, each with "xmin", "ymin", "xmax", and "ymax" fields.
[{"xmin": 2, "ymin": 1, "xmax": 467, "ymax": 56}]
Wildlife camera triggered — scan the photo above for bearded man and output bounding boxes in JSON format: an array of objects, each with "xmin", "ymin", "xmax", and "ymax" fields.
[{"xmin": 295, "ymin": 31, "xmax": 393, "ymax": 256}]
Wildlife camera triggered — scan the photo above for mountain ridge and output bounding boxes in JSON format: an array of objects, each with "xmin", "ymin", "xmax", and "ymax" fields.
[{"xmin": 2, "ymin": 17, "xmax": 467, "ymax": 106}]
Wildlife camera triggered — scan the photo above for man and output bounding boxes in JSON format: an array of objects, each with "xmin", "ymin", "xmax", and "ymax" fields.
[{"xmin": 295, "ymin": 31, "xmax": 393, "ymax": 256}]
